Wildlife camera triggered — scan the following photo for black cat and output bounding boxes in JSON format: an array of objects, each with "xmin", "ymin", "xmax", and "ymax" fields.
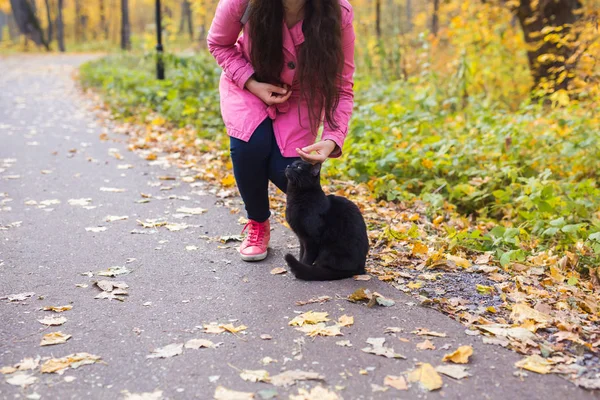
[{"xmin": 284, "ymin": 160, "xmax": 369, "ymax": 281}]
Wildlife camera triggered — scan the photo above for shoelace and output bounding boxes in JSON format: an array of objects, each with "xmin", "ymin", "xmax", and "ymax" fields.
[{"xmin": 242, "ymin": 221, "xmax": 266, "ymax": 245}]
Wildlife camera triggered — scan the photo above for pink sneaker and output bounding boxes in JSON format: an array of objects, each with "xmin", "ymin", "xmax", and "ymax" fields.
[{"xmin": 239, "ymin": 219, "xmax": 270, "ymax": 261}]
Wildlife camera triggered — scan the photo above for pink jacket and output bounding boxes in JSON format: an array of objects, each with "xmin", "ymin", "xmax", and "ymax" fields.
[{"xmin": 207, "ymin": 0, "xmax": 355, "ymax": 158}]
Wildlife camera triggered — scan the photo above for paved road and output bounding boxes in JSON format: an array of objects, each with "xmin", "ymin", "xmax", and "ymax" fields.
[{"xmin": 0, "ymin": 54, "xmax": 595, "ymax": 400}]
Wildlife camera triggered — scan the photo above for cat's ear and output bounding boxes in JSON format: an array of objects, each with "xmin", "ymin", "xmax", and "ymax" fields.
[{"xmin": 311, "ymin": 163, "xmax": 321, "ymax": 176}]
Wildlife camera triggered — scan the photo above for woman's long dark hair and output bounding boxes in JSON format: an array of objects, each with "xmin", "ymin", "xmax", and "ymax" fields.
[{"xmin": 247, "ymin": 0, "xmax": 344, "ymax": 130}]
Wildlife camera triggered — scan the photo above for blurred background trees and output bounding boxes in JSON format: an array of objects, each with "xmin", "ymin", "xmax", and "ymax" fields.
[{"xmin": 0, "ymin": 0, "xmax": 598, "ymax": 100}]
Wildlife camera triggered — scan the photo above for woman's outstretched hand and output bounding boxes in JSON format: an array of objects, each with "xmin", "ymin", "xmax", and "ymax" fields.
[
  {"xmin": 296, "ymin": 140, "xmax": 337, "ymax": 164},
  {"xmin": 245, "ymin": 78, "xmax": 291, "ymax": 105}
]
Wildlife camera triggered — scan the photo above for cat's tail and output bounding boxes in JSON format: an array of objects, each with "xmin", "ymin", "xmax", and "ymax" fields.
[{"xmin": 284, "ymin": 254, "xmax": 356, "ymax": 281}]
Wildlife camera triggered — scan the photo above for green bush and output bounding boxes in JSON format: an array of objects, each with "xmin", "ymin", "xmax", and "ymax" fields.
[{"xmin": 80, "ymin": 53, "xmax": 600, "ymax": 270}]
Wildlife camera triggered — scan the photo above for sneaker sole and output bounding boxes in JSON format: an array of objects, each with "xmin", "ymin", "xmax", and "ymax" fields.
[{"xmin": 240, "ymin": 251, "xmax": 268, "ymax": 262}]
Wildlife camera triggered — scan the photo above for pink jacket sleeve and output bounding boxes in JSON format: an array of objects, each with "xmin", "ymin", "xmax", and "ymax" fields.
[
  {"xmin": 207, "ymin": 0, "xmax": 255, "ymax": 90},
  {"xmin": 322, "ymin": 6, "xmax": 356, "ymax": 158}
]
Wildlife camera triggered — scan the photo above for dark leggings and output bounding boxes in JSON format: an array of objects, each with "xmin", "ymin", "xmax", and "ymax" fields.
[{"xmin": 230, "ymin": 118, "xmax": 300, "ymax": 222}]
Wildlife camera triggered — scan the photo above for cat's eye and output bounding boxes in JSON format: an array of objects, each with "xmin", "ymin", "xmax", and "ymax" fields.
[{"xmin": 296, "ymin": 165, "xmax": 302, "ymax": 169}]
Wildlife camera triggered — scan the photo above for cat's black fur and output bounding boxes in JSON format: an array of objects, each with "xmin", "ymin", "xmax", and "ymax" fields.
[{"xmin": 284, "ymin": 160, "xmax": 369, "ymax": 281}]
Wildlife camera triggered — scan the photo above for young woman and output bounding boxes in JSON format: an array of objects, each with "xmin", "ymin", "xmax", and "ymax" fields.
[{"xmin": 207, "ymin": 0, "xmax": 355, "ymax": 261}]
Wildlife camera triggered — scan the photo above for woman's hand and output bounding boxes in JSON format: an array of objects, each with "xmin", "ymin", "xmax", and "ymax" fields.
[
  {"xmin": 296, "ymin": 140, "xmax": 337, "ymax": 164},
  {"xmin": 245, "ymin": 78, "xmax": 291, "ymax": 105}
]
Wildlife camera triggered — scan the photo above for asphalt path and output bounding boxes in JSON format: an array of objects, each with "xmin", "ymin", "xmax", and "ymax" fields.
[{"xmin": 0, "ymin": 54, "xmax": 595, "ymax": 400}]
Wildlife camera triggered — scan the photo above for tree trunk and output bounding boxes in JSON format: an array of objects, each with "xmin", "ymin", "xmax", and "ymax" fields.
[
  {"xmin": 375, "ymin": 0, "xmax": 381, "ymax": 39},
  {"xmin": 120, "ymin": 0, "xmax": 131, "ymax": 50},
  {"xmin": 8, "ymin": 12, "xmax": 18, "ymax": 41},
  {"xmin": 56, "ymin": 0, "xmax": 64, "ymax": 51},
  {"xmin": 44, "ymin": 0, "xmax": 52, "ymax": 43},
  {"xmin": 515, "ymin": 0, "xmax": 583, "ymax": 93},
  {"xmin": 431, "ymin": 0, "xmax": 439, "ymax": 36},
  {"xmin": 185, "ymin": 1, "xmax": 193, "ymax": 39},
  {"xmin": 0, "ymin": 11, "xmax": 5, "ymax": 42},
  {"xmin": 406, "ymin": 0, "xmax": 412, "ymax": 32},
  {"xmin": 9, "ymin": 0, "xmax": 49, "ymax": 49},
  {"xmin": 99, "ymin": 0, "xmax": 108, "ymax": 40},
  {"xmin": 74, "ymin": 0, "xmax": 81, "ymax": 42}
]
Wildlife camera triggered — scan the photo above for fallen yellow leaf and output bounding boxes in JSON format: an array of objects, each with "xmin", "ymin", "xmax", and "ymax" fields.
[
  {"xmin": 219, "ymin": 323, "xmax": 247, "ymax": 334},
  {"xmin": 220, "ymin": 174, "xmax": 236, "ymax": 187},
  {"xmin": 442, "ymin": 345, "xmax": 473, "ymax": 364},
  {"xmin": 42, "ymin": 305, "xmax": 72, "ymax": 313},
  {"xmin": 510, "ymin": 303, "xmax": 551, "ymax": 324},
  {"xmin": 240, "ymin": 369, "xmax": 270, "ymax": 383},
  {"xmin": 289, "ymin": 311, "xmax": 329, "ymax": 326},
  {"xmin": 296, "ymin": 323, "xmax": 342, "ymax": 337},
  {"xmin": 338, "ymin": 315, "xmax": 354, "ymax": 327},
  {"xmin": 407, "ymin": 281, "xmax": 423, "ymax": 289},
  {"xmin": 412, "ymin": 241, "xmax": 429, "ymax": 256},
  {"xmin": 41, "ymin": 353, "xmax": 102, "ymax": 374},
  {"xmin": 40, "ymin": 332, "xmax": 72, "ymax": 346},
  {"xmin": 384, "ymin": 375, "xmax": 408, "ymax": 390},
  {"xmin": 515, "ymin": 355, "xmax": 554, "ymax": 374},
  {"xmin": 407, "ymin": 363, "xmax": 443, "ymax": 391},
  {"xmin": 446, "ymin": 254, "xmax": 471, "ymax": 268}
]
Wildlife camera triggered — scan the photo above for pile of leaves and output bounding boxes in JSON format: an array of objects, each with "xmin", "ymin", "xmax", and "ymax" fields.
[{"xmin": 79, "ymin": 53, "xmax": 600, "ymax": 388}]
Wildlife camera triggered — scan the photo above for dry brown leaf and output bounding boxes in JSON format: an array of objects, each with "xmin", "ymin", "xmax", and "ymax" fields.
[
  {"xmin": 240, "ymin": 369, "xmax": 270, "ymax": 383},
  {"xmin": 4, "ymin": 292, "xmax": 35, "ymax": 302},
  {"xmin": 14, "ymin": 358, "xmax": 39, "ymax": 371},
  {"xmin": 40, "ymin": 331, "xmax": 72, "ymax": 346},
  {"xmin": 407, "ymin": 363, "xmax": 443, "ymax": 391},
  {"xmin": 510, "ymin": 303, "xmax": 551, "ymax": 324},
  {"xmin": 105, "ymin": 215, "xmax": 128, "ymax": 222},
  {"xmin": 514, "ymin": 355, "xmax": 554, "ymax": 374},
  {"xmin": 289, "ymin": 386, "xmax": 341, "ymax": 400},
  {"xmin": 5, "ymin": 372, "xmax": 37, "ymax": 388},
  {"xmin": 347, "ymin": 288, "xmax": 371, "ymax": 302},
  {"xmin": 338, "ymin": 315, "xmax": 354, "ymax": 327},
  {"xmin": 354, "ymin": 274, "xmax": 371, "ymax": 281},
  {"xmin": 295, "ymin": 296, "xmax": 331, "ymax": 306},
  {"xmin": 0, "ymin": 366, "xmax": 17, "ymax": 375},
  {"xmin": 384, "ymin": 375, "xmax": 408, "ymax": 390},
  {"xmin": 435, "ymin": 365, "xmax": 470, "ymax": 380},
  {"xmin": 416, "ymin": 339, "xmax": 436, "ymax": 350},
  {"xmin": 270, "ymin": 267, "xmax": 287, "ymax": 275},
  {"xmin": 176, "ymin": 207, "xmax": 207, "ymax": 215},
  {"xmin": 296, "ymin": 323, "xmax": 342, "ymax": 337},
  {"xmin": 446, "ymin": 254, "xmax": 471, "ymax": 268},
  {"xmin": 41, "ymin": 353, "xmax": 102, "ymax": 374},
  {"xmin": 270, "ymin": 370, "xmax": 324, "ymax": 387},
  {"xmin": 289, "ymin": 311, "xmax": 329, "ymax": 326},
  {"xmin": 214, "ymin": 386, "xmax": 254, "ymax": 400},
  {"xmin": 442, "ymin": 345, "xmax": 473, "ymax": 364},
  {"xmin": 38, "ymin": 315, "xmax": 67, "ymax": 326},
  {"xmin": 121, "ymin": 389, "xmax": 164, "ymax": 400},
  {"xmin": 147, "ymin": 343, "xmax": 183, "ymax": 359},
  {"xmin": 43, "ymin": 305, "xmax": 73, "ymax": 313},
  {"xmin": 219, "ymin": 323, "xmax": 247, "ymax": 334},
  {"xmin": 184, "ymin": 339, "xmax": 216, "ymax": 349},
  {"xmin": 165, "ymin": 223, "xmax": 188, "ymax": 232},
  {"xmin": 204, "ymin": 323, "xmax": 225, "ymax": 334},
  {"xmin": 361, "ymin": 338, "xmax": 405, "ymax": 359},
  {"xmin": 412, "ymin": 328, "xmax": 447, "ymax": 337}
]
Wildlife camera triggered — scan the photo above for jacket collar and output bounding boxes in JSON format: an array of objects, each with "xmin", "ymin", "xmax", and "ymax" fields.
[{"xmin": 282, "ymin": 21, "xmax": 305, "ymax": 57}]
